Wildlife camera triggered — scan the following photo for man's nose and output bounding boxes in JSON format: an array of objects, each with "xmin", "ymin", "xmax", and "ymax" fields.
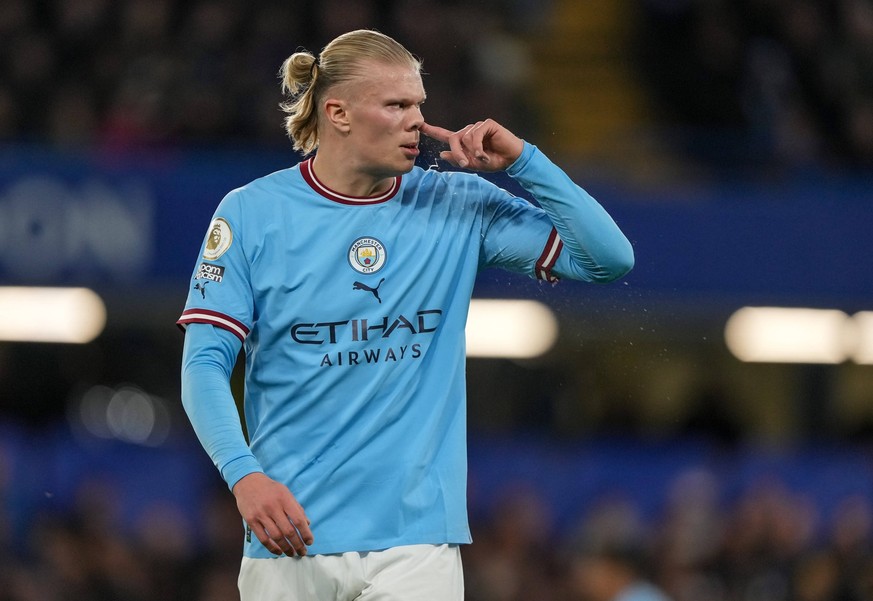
[{"xmin": 410, "ymin": 106, "xmax": 424, "ymax": 129}]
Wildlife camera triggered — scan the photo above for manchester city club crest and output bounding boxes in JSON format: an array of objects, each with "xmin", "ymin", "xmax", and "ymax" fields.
[{"xmin": 348, "ymin": 237, "xmax": 386, "ymax": 274}]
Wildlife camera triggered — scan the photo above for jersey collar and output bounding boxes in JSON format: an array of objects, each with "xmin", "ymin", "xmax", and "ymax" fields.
[{"xmin": 300, "ymin": 158, "xmax": 401, "ymax": 205}]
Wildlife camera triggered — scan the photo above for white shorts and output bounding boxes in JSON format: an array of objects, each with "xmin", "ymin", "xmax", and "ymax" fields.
[{"xmin": 238, "ymin": 543, "xmax": 464, "ymax": 601}]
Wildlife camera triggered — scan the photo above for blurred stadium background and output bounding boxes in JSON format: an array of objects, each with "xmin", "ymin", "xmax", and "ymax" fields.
[{"xmin": 1, "ymin": 0, "xmax": 873, "ymax": 600}]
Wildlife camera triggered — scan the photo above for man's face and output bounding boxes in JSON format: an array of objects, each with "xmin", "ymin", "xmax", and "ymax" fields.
[{"xmin": 341, "ymin": 61, "xmax": 426, "ymax": 178}]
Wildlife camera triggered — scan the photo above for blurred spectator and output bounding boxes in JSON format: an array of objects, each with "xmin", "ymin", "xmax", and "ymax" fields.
[
  {"xmin": 567, "ymin": 543, "xmax": 673, "ymax": 601},
  {"xmin": 463, "ymin": 485, "xmax": 565, "ymax": 601}
]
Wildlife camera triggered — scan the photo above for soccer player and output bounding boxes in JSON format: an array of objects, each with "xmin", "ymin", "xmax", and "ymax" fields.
[{"xmin": 178, "ymin": 29, "xmax": 634, "ymax": 601}]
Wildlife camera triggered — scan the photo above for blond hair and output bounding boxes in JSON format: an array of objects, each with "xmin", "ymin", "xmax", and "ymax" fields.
[{"xmin": 279, "ymin": 30, "xmax": 422, "ymax": 155}]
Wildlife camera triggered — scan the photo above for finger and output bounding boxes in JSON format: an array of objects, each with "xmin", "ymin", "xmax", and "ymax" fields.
[
  {"xmin": 285, "ymin": 519, "xmax": 311, "ymax": 555},
  {"xmin": 438, "ymin": 150, "xmax": 460, "ymax": 166},
  {"xmin": 294, "ymin": 513, "xmax": 314, "ymax": 546},
  {"xmin": 280, "ymin": 495, "xmax": 314, "ymax": 544},
  {"xmin": 268, "ymin": 521, "xmax": 298, "ymax": 556},
  {"xmin": 437, "ymin": 150, "xmax": 477, "ymax": 168},
  {"xmin": 424, "ymin": 122, "xmax": 475, "ymax": 168},
  {"xmin": 447, "ymin": 124, "xmax": 476, "ymax": 168},
  {"xmin": 420, "ymin": 122, "xmax": 454, "ymax": 143},
  {"xmin": 253, "ymin": 511, "xmax": 300, "ymax": 556},
  {"xmin": 461, "ymin": 121, "xmax": 490, "ymax": 164},
  {"xmin": 276, "ymin": 518, "xmax": 309, "ymax": 556},
  {"xmin": 251, "ymin": 522, "xmax": 285, "ymax": 556}
]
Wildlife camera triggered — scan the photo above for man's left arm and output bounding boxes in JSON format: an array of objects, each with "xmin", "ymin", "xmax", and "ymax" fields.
[
  {"xmin": 506, "ymin": 142, "xmax": 635, "ymax": 283},
  {"xmin": 422, "ymin": 120, "xmax": 634, "ymax": 283}
]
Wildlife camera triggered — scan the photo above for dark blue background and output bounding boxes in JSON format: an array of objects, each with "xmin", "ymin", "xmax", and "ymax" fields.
[{"xmin": 1, "ymin": 144, "xmax": 870, "ymax": 314}]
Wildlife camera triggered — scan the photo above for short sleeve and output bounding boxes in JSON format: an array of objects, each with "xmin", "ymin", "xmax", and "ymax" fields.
[{"xmin": 177, "ymin": 189, "xmax": 254, "ymax": 341}]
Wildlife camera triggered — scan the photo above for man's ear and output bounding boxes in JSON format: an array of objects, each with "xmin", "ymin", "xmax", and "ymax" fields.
[{"xmin": 323, "ymin": 98, "xmax": 351, "ymax": 134}]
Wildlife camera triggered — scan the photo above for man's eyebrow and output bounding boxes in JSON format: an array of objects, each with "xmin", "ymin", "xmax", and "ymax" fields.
[{"xmin": 384, "ymin": 94, "xmax": 426, "ymax": 105}]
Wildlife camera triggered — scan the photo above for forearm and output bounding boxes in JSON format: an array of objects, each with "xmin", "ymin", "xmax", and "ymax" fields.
[
  {"xmin": 508, "ymin": 143, "xmax": 634, "ymax": 282},
  {"xmin": 181, "ymin": 324, "xmax": 263, "ymax": 489}
]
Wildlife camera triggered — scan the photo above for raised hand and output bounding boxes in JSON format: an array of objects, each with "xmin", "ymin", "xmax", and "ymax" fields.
[{"xmin": 421, "ymin": 119, "xmax": 524, "ymax": 172}]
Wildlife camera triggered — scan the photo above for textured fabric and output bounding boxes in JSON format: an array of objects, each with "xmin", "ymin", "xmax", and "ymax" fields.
[{"xmin": 178, "ymin": 143, "xmax": 634, "ymax": 557}]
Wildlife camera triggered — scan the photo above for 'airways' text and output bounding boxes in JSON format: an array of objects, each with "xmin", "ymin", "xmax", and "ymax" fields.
[{"xmin": 320, "ymin": 343, "xmax": 422, "ymax": 367}]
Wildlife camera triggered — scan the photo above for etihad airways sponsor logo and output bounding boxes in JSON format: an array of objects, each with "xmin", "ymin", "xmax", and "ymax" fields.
[
  {"xmin": 290, "ymin": 309, "xmax": 442, "ymax": 345},
  {"xmin": 290, "ymin": 309, "xmax": 443, "ymax": 369}
]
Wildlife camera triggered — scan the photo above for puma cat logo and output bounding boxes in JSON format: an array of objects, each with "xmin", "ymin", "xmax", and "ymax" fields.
[{"xmin": 353, "ymin": 278, "xmax": 385, "ymax": 303}]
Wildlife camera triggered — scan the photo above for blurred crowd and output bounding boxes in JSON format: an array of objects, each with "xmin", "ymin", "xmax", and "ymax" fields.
[
  {"xmin": 0, "ymin": 477, "xmax": 243, "ymax": 601},
  {"xmin": 465, "ymin": 467, "xmax": 873, "ymax": 601},
  {"xmin": 3, "ymin": 448, "xmax": 873, "ymax": 601},
  {"xmin": 636, "ymin": 0, "xmax": 873, "ymax": 169},
  {"xmin": 2, "ymin": 0, "xmax": 870, "ymax": 169},
  {"xmin": 0, "ymin": 0, "xmax": 535, "ymax": 152}
]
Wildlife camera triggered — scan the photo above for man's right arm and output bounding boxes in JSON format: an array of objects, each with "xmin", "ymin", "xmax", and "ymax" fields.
[
  {"xmin": 181, "ymin": 323, "xmax": 314, "ymax": 555},
  {"xmin": 181, "ymin": 322, "xmax": 263, "ymax": 488}
]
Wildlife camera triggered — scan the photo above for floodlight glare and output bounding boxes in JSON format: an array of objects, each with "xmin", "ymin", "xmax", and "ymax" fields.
[
  {"xmin": 850, "ymin": 312, "xmax": 873, "ymax": 365},
  {"xmin": 0, "ymin": 287, "xmax": 107, "ymax": 343},
  {"xmin": 466, "ymin": 299, "xmax": 558, "ymax": 358},
  {"xmin": 725, "ymin": 306, "xmax": 849, "ymax": 364}
]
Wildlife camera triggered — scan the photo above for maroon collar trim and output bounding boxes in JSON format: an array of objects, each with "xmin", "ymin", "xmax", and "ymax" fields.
[{"xmin": 300, "ymin": 158, "xmax": 401, "ymax": 205}]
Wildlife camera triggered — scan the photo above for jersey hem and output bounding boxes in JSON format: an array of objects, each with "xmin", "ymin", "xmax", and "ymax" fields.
[{"xmin": 243, "ymin": 532, "xmax": 473, "ymax": 558}]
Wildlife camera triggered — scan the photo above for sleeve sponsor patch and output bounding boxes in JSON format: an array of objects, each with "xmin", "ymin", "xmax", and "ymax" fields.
[{"xmin": 195, "ymin": 262, "xmax": 225, "ymax": 282}]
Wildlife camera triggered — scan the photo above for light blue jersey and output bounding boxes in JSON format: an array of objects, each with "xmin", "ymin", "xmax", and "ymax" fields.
[{"xmin": 178, "ymin": 143, "xmax": 633, "ymax": 556}]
